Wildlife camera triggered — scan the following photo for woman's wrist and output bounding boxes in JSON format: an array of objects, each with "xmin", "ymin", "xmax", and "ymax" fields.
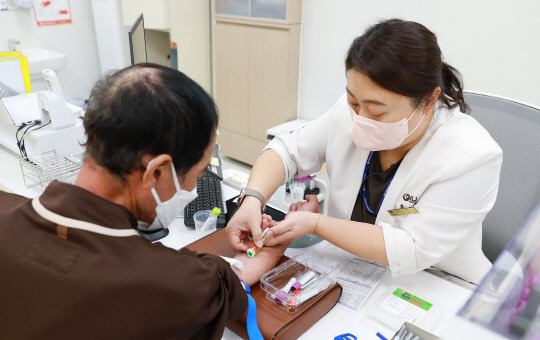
[
  {"xmin": 242, "ymin": 195, "xmax": 264, "ymax": 211},
  {"xmin": 312, "ymin": 213, "xmax": 322, "ymax": 235}
]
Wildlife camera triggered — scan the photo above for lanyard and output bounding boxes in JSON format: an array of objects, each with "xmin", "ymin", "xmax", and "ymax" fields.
[{"xmin": 361, "ymin": 151, "xmax": 396, "ymax": 215}]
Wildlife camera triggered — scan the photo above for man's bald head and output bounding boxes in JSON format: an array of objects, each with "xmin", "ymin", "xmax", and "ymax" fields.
[{"xmin": 83, "ymin": 63, "xmax": 218, "ymax": 179}]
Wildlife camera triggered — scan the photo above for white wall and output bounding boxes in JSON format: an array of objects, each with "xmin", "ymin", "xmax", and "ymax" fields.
[
  {"xmin": 298, "ymin": 1, "xmax": 540, "ymax": 120},
  {"xmin": 91, "ymin": 0, "xmax": 131, "ymax": 76},
  {"xmin": 0, "ymin": 1, "xmax": 101, "ymax": 102}
]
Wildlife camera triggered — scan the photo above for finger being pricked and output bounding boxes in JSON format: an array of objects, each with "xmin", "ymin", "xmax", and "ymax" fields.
[
  {"xmin": 288, "ymin": 201, "xmax": 304, "ymax": 212},
  {"xmin": 261, "ymin": 214, "xmax": 273, "ymax": 226},
  {"xmin": 264, "ymin": 220, "xmax": 296, "ymax": 246}
]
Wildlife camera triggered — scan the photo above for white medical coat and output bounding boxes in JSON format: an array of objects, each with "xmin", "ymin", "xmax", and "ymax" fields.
[{"xmin": 265, "ymin": 94, "xmax": 502, "ymax": 284}]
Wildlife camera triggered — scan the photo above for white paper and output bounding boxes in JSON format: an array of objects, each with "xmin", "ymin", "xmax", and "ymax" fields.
[
  {"xmin": 316, "ymin": 242, "xmax": 387, "ymax": 312},
  {"xmin": 33, "ymin": 0, "xmax": 72, "ymax": 26},
  {"xmin": 336, "ymin": 256, "xmax": 387, "ymax": 311}
]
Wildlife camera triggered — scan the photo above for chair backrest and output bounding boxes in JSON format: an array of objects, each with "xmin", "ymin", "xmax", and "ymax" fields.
[{"xmin": 464, "ymin": 92, "xmax": 540, "ymax": 262}]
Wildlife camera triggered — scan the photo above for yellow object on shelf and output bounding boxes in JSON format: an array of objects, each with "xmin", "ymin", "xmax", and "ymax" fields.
[{"xmin": 0, "ymin": 51, "xmax": 32, "ymax": 95}]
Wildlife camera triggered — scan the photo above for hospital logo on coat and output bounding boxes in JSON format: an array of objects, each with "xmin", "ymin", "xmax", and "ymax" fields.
[{"xmin": 402, "ymin": 193, "xmax": 418, "ymax": 203}]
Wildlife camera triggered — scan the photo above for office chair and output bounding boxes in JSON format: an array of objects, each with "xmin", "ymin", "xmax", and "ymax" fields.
[{"xmin": 464, "ymin": 92, "xmax": 540, "ymax": 262}]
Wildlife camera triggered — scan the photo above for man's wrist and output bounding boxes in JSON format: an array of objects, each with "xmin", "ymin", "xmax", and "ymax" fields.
[{"xmin": 234, "ymin": 246, "xmax": 285, "ymax": 286}]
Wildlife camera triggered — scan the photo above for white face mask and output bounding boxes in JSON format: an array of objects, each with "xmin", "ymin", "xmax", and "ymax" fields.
[
  {"xmin": 351, "ymin": 103, "xmax": 425, "ymax": 151},
  {"xmin": 147, "ymin": 160, "xmax": 198, "ymax": 230}
]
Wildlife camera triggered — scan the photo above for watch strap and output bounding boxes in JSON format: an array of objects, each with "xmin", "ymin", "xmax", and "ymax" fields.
[{"xmin": 239, "ymin": 188, "xmax": 266, "ymax": 213}]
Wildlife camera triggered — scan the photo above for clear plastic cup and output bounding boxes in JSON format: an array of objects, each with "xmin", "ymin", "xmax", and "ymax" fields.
[{"xmin": 193, "ymin": 210, "xmax": 216, "ymax": 232}]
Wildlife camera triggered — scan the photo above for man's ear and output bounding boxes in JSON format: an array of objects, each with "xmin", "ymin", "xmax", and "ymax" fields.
[{"xmin": 141, "ymin": 154, "xmax": 172, "ymax": 190}]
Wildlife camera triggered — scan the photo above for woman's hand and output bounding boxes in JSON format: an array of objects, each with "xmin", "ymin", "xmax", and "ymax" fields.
[
  {"xmin": 287, "ymin": 194, "xmax": 320, "ymax": 214},
  {"xmin": 265, "ymin": 211, "xmax": 319, "ymax": 246},
  {"xmin": 226, "ymin": 196, "xmax": 268, "ymax": 251}
]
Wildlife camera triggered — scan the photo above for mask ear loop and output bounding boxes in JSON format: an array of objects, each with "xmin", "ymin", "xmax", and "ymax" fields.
[
  {"xmin": 404, "ymin": 103, "xmax": 425, "ymax": 137},
  {"xmin": 169, "ymin": 162, "xmax": 182, "ymax": 192},
  {"xmin": 151, "ymin": 188, "xmax": 162, "ymax": 205},
  {"xmin": 146, "ymin": 159, "xmax": 163, "ymax": 204}
]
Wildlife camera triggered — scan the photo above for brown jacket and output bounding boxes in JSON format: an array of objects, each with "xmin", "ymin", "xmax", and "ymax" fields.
[{"xmin": 0, "ymin": 181, "xmax": 247, "ymax": 339}]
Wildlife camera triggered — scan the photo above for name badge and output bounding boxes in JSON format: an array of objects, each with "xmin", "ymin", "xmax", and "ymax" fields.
[{"xmin": 387, "ymin": 207, "xmax": 419, "ymax": 216}]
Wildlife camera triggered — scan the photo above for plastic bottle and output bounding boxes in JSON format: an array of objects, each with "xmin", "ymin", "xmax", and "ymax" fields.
[{"xmin": 199, "ymin": 207, "xmax": 221, "ymax": 233}]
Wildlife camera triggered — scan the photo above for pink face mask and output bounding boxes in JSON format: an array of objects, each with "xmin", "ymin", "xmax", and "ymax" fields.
[{"xmin": 350, "ymin": 104, "xmax": 424, "ymax": 151}]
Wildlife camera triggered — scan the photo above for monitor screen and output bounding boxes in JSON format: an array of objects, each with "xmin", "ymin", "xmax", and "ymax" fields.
[{"xmin": 128, "ymin": 13, "xmax": 147, "ymax": 65}]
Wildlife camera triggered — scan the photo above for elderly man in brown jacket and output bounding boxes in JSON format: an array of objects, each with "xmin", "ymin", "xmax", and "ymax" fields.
[{"xmin": 0, "ymin": 63, "xmax": 284, "ymax": 339}]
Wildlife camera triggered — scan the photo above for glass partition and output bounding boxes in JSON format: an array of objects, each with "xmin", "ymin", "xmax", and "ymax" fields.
[{"xmin": 459, "ymin": 203, "xmax": 540, "ymax": 339}]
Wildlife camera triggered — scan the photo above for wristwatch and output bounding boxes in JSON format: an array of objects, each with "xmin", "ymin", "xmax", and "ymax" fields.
[{"xmin": 237, "ymin": 188, "xmax": 266, "ymax": 213}]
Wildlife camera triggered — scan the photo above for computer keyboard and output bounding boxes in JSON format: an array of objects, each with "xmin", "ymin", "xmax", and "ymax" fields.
[
  {"xmin": 0, "ymin": 92, "xmax": 41, "ymax": 126},
  {"xmin": 184, "ymin": 171, "xmax": 226, "ymax": 228}
]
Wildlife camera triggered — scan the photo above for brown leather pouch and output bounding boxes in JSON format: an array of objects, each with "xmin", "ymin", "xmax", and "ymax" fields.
[{"xmin": 186, "ymin": 228, "xmax": 342, "ymax": 340}]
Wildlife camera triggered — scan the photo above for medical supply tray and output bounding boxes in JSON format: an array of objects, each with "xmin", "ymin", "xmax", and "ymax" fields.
[{"xmin": 260, "ymin": 250, "xmax": 340, "ymax": 313}]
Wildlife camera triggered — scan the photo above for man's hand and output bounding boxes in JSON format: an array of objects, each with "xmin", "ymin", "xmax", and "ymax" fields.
[{"xmin": 287, "ymin": 194, "xmax": 320, "ymax": 215}]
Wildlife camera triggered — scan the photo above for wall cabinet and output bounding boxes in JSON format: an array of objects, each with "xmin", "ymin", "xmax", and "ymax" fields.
[{"xmin": 214, "ymin": 0, "xmax": 301, "ymax": 165}]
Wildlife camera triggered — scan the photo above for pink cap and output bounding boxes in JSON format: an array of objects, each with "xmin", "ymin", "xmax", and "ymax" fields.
[
  {"xmin": 291, "ymin": 282, "xmax": 302, "ymax": 291},
  {"xmin": 275, "ymin": 290, "xmax": 286, "ymax": 304}
]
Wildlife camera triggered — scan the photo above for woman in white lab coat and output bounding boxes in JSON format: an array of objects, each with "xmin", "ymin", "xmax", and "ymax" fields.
[{"xmin": 226, "ymin": 19, "xmax": 502, "ymax": 284}]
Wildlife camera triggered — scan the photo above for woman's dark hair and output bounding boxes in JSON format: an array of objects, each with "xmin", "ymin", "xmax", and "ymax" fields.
[
  {"xmin": 83, "ymin": 63, "xmax": 218, "ymax": 179},
  {"xmin": 345, "ymin": 18, "xmax": 469, "ymax": 113}
]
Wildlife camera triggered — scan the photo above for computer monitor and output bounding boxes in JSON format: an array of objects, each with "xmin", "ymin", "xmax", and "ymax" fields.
[{"xmin": 128, "ymin": 13, "xmax": 147, "ymax": 65}]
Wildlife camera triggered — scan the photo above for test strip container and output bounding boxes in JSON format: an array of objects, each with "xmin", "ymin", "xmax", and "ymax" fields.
[{"xmin": 260, "ymin": 250, "xmax": 340, "ymax": 313}]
